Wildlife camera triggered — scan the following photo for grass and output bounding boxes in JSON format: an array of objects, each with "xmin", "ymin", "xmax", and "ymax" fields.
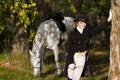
[{"xmin": 0, "ymin": 48, "xmax": 110, "ymax": 80}]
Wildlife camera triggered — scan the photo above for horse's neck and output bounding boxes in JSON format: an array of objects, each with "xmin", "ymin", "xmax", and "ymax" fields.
[{"xmin": 63, "ymin": 17, "xmax": 75, "ymax": 34}]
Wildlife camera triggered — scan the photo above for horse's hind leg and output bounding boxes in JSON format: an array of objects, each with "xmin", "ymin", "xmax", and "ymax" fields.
[{"xmin": 52, "ymin": 45, "xmax": 61, "ymax": 75}]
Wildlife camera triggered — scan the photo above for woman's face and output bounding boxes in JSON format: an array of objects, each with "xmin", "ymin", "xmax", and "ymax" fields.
[{"xmin": 77, "ymin": 21, "xmax": 86, "ymax": 30}]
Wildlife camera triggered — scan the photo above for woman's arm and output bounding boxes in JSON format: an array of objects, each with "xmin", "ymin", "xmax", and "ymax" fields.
[
  {"xmin": 89, "ymin": 9, "xmax": 112, "ymax": 36},
  {"xmin": 89, "ymin": 20, "xmax": 109, "ymax": 36}
]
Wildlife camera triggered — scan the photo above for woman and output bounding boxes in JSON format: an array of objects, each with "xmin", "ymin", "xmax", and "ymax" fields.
[{"xmin": 64, "ymin": 10, "xmax": 112, "ymax": 80}]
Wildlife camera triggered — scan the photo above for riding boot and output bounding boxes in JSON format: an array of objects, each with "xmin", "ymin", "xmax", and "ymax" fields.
[{"xmin": 82, "ymin": 62, "xmax": 93, "ymax": 77}]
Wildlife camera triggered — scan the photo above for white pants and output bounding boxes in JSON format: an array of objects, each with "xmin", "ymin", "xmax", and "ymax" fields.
[{"xmin": 68, "ymin": 52, "xmax": 86, "ymax": 80}]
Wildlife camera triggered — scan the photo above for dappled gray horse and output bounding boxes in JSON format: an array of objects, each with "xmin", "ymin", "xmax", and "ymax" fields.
[{"xmin": 29, "ymin": 16, "xmax": 75, "ymax": 77}]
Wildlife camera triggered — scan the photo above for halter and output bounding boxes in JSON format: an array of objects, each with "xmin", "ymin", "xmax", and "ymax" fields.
[
  {"xmin": 33, "ymin": 40, "xmax": 41, "ymax": 54},
  {"xmin": 32, "ymin": 39, "xmax": 47, "ymax": 69}
]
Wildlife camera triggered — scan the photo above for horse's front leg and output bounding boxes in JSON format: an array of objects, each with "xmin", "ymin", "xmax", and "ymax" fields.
[{"xmin": 52, "ymin": 46, "xmax": 61, "ymax": 75}]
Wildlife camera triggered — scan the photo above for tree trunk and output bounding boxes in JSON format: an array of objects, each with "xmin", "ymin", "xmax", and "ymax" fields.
[
  {"xmin": 108, "ymin": 0, "xmax": 120, "ymax": 80},
  {"xmin": 12, "ymin": 28, "xmax": 29, "ymax": 54}
]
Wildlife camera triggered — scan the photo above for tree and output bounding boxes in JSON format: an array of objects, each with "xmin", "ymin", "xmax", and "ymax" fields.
[
  {"xmin": 0, "ymin": 0, "xmax": 37, "ymax": 53},
  {"xmin": 108, "ymin": 0, "xmax": 120, "ymax": 80}
]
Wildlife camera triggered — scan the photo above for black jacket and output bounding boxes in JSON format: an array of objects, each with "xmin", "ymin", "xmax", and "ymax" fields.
[{"xmin": 64, "ymin": 20, "xmax": 109, "ymax": 76}]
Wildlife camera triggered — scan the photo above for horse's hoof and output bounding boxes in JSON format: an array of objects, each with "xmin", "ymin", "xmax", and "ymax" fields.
[
  {"xmin": 34, "ymin": 68, "xmax": 41, "ymax": 77},
  {"xmin": 57, "ymin": 71, "xmax": 61, "ymax": 76}
]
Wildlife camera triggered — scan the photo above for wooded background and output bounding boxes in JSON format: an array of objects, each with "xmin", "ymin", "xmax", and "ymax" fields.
[
  {"xmin": 0, "ymin": 0, "xmax": 120, "ymax": 79},
  {"xmin": 0, "ymin": 0, "xmax": 111, "ymax": 53}
]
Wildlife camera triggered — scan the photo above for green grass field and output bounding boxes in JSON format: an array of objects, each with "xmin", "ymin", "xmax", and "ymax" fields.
[{"xmin": 0, "ymin": 48, "xmax": 109, "ymax": 80}]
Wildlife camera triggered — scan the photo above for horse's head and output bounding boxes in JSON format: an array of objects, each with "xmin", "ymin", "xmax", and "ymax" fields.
[
  {"xmin": 29, "ymin": 50, "xmax": 41, "ymax": 77},
  {"xmin": 63, "ymin": 17, "xmax": 75, "ymax": 34}
]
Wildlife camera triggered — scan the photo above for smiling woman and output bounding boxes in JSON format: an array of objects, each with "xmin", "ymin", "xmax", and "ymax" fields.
[{"xmin": 64, "ymin": 10, "xmax": 112, "ymax": 80}]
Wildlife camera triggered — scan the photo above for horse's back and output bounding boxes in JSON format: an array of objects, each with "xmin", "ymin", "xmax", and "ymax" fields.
[
  {"xmin": 33, "ymin": 17, "xmax": 75, "ymax": 50},
  {"xmin": 35, "ymin": 19, "xmax": 61, "ymax": 49}
]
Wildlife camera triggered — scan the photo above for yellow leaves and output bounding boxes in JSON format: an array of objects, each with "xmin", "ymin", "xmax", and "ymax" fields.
[
  {"xmin": 29, "ymin": 29, "xmax": 35, "ymax": 42},
  {"xmin": 100, "ymin": 0, "xmax": 106, "ymax": 5},
  {"xmin": 19, "ymin": 10, "xmax": 31, "ymax": 32},
  {"xmin": 14, "ymin": 1, "xmax": 19, "ymax": 9},
  {"xmin": 22, "ymin": 4, "xmax": 28, "ymax": 8},
  {"xmin": 16, "ymin": 1, "xmax": 37, "ymax": 33},
  {"xmin": 0, "ymin": 25, "xmax": 4, "ymax": 34},
  {"xmin": 19, "ymin": 9, "xmax": 25, "ymax": 16},
  {"xmin": 19, "ymin": 10, "xmax": 30, "ymax": 22},
  {"xmin": 23, "ymin": 17, "xmax": 30, "ymax": 32},
  {"xmin": 0, "ymin": 26, "xmax": 4, "ymax": 31},
  {"xmin": 71, "ymin": 4, "xmax": 77, "ymax": 13},
  {"xmin": 67, "ymin": 0, "xmax": 71, "ymax": 3},
  {"xmin": 22, "ymin": 3, "xmax": 36, "ymax": 8},
  {"xmin": 66, "ymin": 0, "xmax": 77, "ymax": 13},
  {"xmin": 14, "ymin": 1, "xmax": 36, "ymax": 9},
  {"xmin": 31, "ymin": 3, "xmax": 36, "ymax": 7},
  {"xmin": 25, "ymin": 18, "xmax": 30, "ymax": 25}
]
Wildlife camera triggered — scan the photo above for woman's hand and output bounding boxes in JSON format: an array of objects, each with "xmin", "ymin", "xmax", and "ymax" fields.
[{"xmin": 107, "ymin": 9, "xmax": 113, "ymax": 22}]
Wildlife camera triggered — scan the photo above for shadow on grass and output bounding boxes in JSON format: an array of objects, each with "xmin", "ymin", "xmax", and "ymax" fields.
[
  {"xmin": 42, "ymin": 47, "xmax": 110, "ymax": 79},
  {"xmin": 43, "ymin": 48, "xmax": 66, "ymax": 65},
  {"xmin": 89, "ymin": 49, "xmax": 110, "ymax": 77},
  {"xmin": 0, "ymin": 67, "xmax": 35, "ymax": 80},
  {"xmin": 0, "ymin": 48, "xmax": 110, "ymax": 80}
]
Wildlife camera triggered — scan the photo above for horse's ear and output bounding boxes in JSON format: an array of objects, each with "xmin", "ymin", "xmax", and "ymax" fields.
[
  {"xmin": 36, "ymin": 50, "xmax": 39, "ymax": 57},
  {"xmin": 29, "ymin": 50, "xmax": 34, "ymax": 56}
]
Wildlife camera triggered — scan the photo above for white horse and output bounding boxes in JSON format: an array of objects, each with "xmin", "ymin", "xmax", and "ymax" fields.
[{"xmin": 29, "ymin": 16, "xmax": 75, "ymax": 77}]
